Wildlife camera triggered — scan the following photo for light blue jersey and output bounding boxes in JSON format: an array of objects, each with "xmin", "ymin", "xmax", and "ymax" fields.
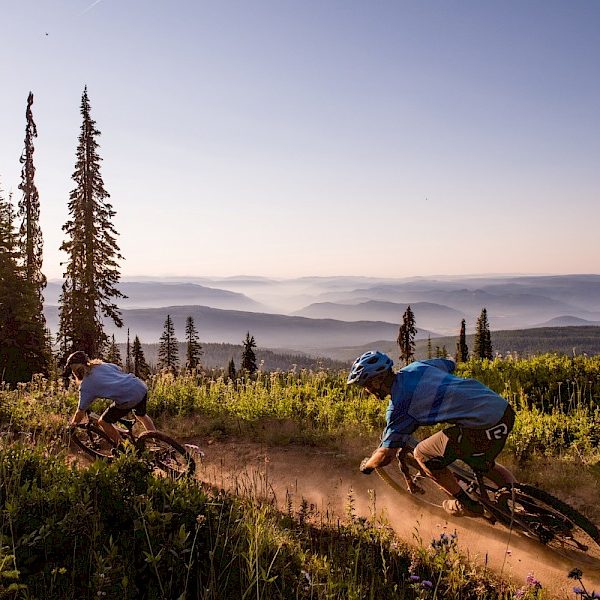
[
  {"xmin": 79, "ymin": 363, "xmax": 148, "ymax": 411},
  {"xmin": 381, "ymin": 359, "xmax": 508, "ymax": 448}
]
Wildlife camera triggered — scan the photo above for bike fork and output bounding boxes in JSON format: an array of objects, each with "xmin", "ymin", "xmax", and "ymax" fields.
[{"xmin": 470, "ymin": 472, "xmax": 497, "ymax": 524}]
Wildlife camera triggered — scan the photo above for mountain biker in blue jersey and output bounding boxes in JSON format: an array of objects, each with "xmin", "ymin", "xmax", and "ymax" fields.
[
  {"xmin": 348, "ymin": 351, "xmax": 515, "ymax": 517},
  {"xmin": 65, "ymin": 351, "xmax": 156, "ymax": 446}
]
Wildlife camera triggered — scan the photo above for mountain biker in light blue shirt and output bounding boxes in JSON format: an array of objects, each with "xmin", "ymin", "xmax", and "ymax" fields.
[
  {"xmin": 65, "ymin": 351, "xmax": 156, "ymax": 446},
  {"xmin": 78, "ymin": 362, "xmax": 148, "ymax": 411},
  {"xmin": 348, "ymin": 351, "xmax": 515, "ymax": 517}
]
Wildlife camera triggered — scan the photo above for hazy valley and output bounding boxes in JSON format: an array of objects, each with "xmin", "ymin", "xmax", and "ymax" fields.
[{"xmin": 43, "ymin": 274, "xmax": 600, "ymax": 360}]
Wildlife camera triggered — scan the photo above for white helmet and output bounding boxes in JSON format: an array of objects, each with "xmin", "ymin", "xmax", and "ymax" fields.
[{"xmin": 347, "ymin": 351, "xmax": 393, "ymax": 385}]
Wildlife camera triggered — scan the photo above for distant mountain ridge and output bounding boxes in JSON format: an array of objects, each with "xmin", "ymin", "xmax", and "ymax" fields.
[
  {"xmin": 43, "ymin": 274, "xmax": 600, "ymax": 352},
  {"xmin": 293, "ymin": 300, "xmax": 463, "ymax": 335},
  {"xmin": 43, "ymin": 305, "xmax": 437, "ymax": 351},
  {"xmin": 45, "ymin": 281, "xmax": 263, "ymax": 311},
  {"xmin": 534, "ymin": 316, "xmax": 600, "ymax": 327},
  {"xmin": 116, "ymin": 342, "xmax": 347, "ymax": 371}
]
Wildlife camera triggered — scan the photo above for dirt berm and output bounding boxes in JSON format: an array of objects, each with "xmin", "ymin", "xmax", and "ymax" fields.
[{"xmin": 196, "ymin": 438, "xmax": 600, "ymax": 599}]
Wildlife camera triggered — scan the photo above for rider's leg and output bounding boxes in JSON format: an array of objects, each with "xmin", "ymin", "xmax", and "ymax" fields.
[
  {"xmin": 414, "ymin": 431, "xmax": 484, "ymax": 516},
  {"xmin": 478, "ymin": 405, "xmax": 516, "ymax": 487},
  {"xmin": 413, "ymin": 441, "xmax": 462, "ymax": 495},
  {"xmin": 485, "ymin": 463, "xmax": 516, "ymax": 487},
  {"xmin": 98, "ymin": 417, "xmax": 124, "ymax": 445},
  {"xmin": 132, "ymin": 395, "xmax": 156, "ymax": 432},
  {"xmin": 420, "ymin": 464, "xmax": 463, "ymax": 496},
  {"xmin": 98, "ymin": 404, "xmax": 126, "ymax": 446},
  {"xmin": 413, "ymin": 431, "xmax": 463, "ymax": 495},
  {"xmin": 135, "ymin": 414, "xmax": 156, "ymax": 432}
]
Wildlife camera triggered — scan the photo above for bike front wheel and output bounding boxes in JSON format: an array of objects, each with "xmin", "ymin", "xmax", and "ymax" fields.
[
  {"xmin": 136, "ymin": 431, "xmax": 195, "ymax": 480},
  {"xmin": 71, "ymin": 423, "xmax": 114, "ymax": 460},
  {"xmin": 376, "ymin": 451, "xmax": 465, "ymax": 509}
]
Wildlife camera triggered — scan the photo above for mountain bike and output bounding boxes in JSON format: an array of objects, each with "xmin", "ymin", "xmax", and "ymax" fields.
[
  {"xmin": 376, "ymin": 439, "xmax": 600, "ymax": 563},
  {"xmin": 70, "ymin": 411, "xmax": 200, "ymax": 480}
]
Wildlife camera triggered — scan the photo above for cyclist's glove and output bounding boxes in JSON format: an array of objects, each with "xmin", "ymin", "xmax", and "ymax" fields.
[{"xmin": 359, "ymin": 458, "xmax": 374, "ymax": 475}]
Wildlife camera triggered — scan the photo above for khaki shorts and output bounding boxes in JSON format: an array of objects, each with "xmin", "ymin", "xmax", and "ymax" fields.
[{"xmin": 413, "ymin": 405, "xmax": 515, "ymax": 473}]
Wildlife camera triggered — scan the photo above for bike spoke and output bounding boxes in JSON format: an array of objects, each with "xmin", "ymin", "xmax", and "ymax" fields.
[
  {"xmin": 137, "ymin": 433, "xmax": 194, "ymax": 480},
  {"xmin": 71, "ymin": 424, "xmax": 114, "ymax": 459}
]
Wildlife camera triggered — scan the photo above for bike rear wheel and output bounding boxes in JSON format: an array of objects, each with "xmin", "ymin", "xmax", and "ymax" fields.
[
  {"xmin": 136, "ymin": 431, "xmax": 195, "ymax": 480},
  {"xmin": 71, "ymin": 423, "xmax": 115, "ymax": 460},
  {"xmin": 495, "ymin": 483, "xmax": 600, "ymax": 563}
]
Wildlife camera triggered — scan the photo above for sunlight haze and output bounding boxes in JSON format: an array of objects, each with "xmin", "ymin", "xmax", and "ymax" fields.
[{"xmin": 0, "ymin": 0, "xmax": 598, "ymax": 279}]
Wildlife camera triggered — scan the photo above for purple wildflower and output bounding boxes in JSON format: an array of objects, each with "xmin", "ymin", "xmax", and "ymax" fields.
[
  {"xmin": 573, "ymin": 587, "xmax": 584, "ymax": 595},
  {"xmin": 409, "ymin": 575, "xmax": 420, "ymax": 582},
  {"xmin": 515, "ymin": 588, "xmax": 525, "ymax": 598},
  {"xmin": 526, "ymin": 572, "xmax": 541, "ymax": 587},
  {"xmin": 422, "ymin": 580, "xmax": 433, "ymax": 589}
]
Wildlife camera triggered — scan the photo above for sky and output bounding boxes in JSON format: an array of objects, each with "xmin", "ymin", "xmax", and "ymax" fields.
[{"xmin": 0, "ymin": 0, "xmax": 599, "ymax": 280}]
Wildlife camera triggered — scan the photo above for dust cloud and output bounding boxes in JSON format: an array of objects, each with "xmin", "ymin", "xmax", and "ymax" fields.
[{"xmin": 198, "ymin": 438, "xmax": 600, "ymax": 599}]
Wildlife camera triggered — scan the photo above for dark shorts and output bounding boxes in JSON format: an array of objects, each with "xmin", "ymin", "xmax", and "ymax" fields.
[
  {"xmin": 413, "ymin": 404, "xmax": 515, "ymax": 473},
  {"xmin": 100, "ymin": 393, "xmax": 148, "ymax": 424}
]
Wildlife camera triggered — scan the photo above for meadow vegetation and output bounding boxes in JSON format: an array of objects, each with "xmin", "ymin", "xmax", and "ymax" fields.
[{"xmin": 1, "ymin": 353, "xmax": 599, "ymax": 598}]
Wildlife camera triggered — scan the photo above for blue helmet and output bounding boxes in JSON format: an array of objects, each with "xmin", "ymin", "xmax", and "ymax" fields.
[{"xmin": 347, "ymin": 351, "xmax": 393, "ymax": 385}]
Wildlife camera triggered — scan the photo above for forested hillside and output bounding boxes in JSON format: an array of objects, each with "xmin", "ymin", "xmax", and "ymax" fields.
[
  {"xmin": 318, "ymin": 326, "xmax": 600, "ymax": 362},
  {"xmin": 121, "ymin": 341, "xmax": 348, "ymax": 371}
]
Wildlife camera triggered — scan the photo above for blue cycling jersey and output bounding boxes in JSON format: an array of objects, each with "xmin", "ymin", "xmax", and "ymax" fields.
[
  {"xmin": 79, "ymin": 363, "xmax": 148, "ymax": 411},
  {"xmin": 381, "ymin": 359, "xmax": 508, "ymax": 448}
]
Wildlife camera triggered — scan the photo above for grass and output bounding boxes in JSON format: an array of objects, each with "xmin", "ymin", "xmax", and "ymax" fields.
[
  {"xmin": 2, "ymin": 356, "xmax": 600, "ymax": 524},
  {"xmin": 1, "ymin": 354, "xmax": 600, "ymax": 597},
  {"xmin": 0, "ymin": 442, "xmax": 529, "ymax": 599}
]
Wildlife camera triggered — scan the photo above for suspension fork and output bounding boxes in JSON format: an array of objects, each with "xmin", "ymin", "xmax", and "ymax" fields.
[
  {"xmin": 396, "ymin": 448, "xmax": 427, "ymax": 495},
  {"xmin": 474, "ymin": 472, "xmax": 491, "ymax": 502},
  {"xmin": 471, "ymin": 471, "xmax": 499, "ymax": 524}
]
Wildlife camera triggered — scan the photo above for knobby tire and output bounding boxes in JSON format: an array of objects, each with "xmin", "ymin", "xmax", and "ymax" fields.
[
  {"xmin": 71, "ymin": 423, "xmax": 114, "ymax": 460},
  {"xmin": 507, "ymin": 483, "xmax": 600, "ymax": 555},
  {"xmin": 135, "ymin": 430, "xmax": 196, "ymax": 479}
]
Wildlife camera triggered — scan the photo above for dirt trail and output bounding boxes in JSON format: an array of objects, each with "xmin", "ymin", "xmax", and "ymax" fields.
[{"xmin": 195, "ymin": 437, "xmax": 600, "ymax": 600}]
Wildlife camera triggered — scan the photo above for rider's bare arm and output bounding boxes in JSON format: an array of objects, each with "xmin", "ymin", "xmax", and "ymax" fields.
[{"xmin": 361, "ymin": 447, "xmax": 397, "ymax": 472}]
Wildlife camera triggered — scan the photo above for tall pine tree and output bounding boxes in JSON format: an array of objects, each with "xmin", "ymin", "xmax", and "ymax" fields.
[
  {"xmin": 241, "ymin": 331, "xmax": 257, "ymax": 374},
  {"xmin": 455, "ymin": 318, "xmax": 469, "ymax": 363},
  {"xmin": 132, "ymin": 335, "xmax": 151, "ymax": 379},
  {"xmin": 397, "ymin": 305, "xmax": 417, "ymax": 365},
  {"xmin": 0, "ymin": 186, "xmax": 49, "ymax": 384},
  {"xmin": 158, "ymin": 314, "xmax": 179, "ymax": 372},
  {"xmin": 227, "ymin": 357, "xmax": 236, "ymax": 380},
  {"xmin": 58, "ymin": 87, "xmax": 124, "ymax": 360},
  {"xmin": 105, "ymin": 334, "xmax": 122, "ymax": 366},
  {"xmin": 125, "ymin": 328, "xmax": 132, "ymax": 373},
  {"xmin": 473, "ymin": 308, "xmax": 493, "ymax": 360},
  {"xmin": 18, "ymin": 92, "xmax": 46, "ymax": 314},
  {"xmin": 184, "ymin": 315, "xmax": 203, "ymax": 371}
]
